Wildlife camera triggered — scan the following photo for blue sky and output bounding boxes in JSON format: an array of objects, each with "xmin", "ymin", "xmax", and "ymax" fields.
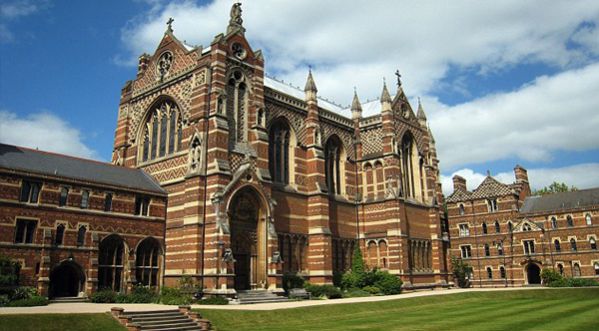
[{"xmin": 1, "ymin": 0, "xmax": 599, "ymax": 194}]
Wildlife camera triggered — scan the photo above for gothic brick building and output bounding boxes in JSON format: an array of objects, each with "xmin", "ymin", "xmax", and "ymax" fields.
[
  {"xmin": 111, "ymin": 4, "xmax": 449, "ymax": 294},
  {"xmin": 447, "ymin": 165, "xmax": 599, "ymax": 286},
  {"xmin": 0, "ymin": 144, "xmax": 167, "ymax": 298}
]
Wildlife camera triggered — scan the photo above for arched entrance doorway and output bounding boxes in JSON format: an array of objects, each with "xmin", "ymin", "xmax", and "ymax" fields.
[
  {"xmin": 526, "ymin": 263, "xmax": 541, "ymax": 284},
  {"xmin": 228, "ymin": 187, "xmax": 268, "ymax": 290},
  {"xmin": 49, "ymin": 260, "xmax": 85, "ymax": 298}
]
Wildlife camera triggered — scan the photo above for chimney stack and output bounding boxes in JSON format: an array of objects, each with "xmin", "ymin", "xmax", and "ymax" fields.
[
  {"xmin": 452, "ymin": 175, "xmax": 467, "ymax": 192},
  {"xmin": 137, "ymin": 53, "xmax": 150, "ymax": 77}
]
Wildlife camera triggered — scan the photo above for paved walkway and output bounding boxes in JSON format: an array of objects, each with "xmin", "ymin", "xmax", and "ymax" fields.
[{"xmin": 0, "ymin": 287, "xmax": 544, "ymax": 315}]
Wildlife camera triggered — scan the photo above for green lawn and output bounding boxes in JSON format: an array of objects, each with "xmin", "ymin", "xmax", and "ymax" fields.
[
  {"xmin": 199, "ymin": 288, "xmax": 599, "ymax": 331},
  {"xmin": 0, "ymin": 313, "xmax": 125, "ymax": 331}
]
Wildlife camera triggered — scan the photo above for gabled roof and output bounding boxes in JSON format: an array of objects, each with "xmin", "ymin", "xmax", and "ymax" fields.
[
  {"xmin": 446, "ymin": 189, "xmax": 472, "ymax": 203},
  {"xmin": 520, "ymin": 188, "xmax": 599, "ymax": 214},
  {"xmin": 0, "ymin": 144, "xmax": 166, "ymax": 195},
  {"xmin": 470, "ymin": 176, "xmax": 514, "ymax": 200}
]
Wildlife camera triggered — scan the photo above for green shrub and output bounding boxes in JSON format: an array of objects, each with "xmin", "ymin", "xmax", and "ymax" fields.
[
  {"xmin": 91, "ymin": 289, "xmax": 117, "ymax": 303},
  {"xmin": 159, "ymin": 287, "xmax": 192, "ymax": 305},
  {"xmin": 451, "ymin": 257, "xmax": 472, "ymax": 288},
  {"xmin": 541, "ymin": 269, "xmax": 563, "ymax": 285},
  {"xmin": 340, "ymin": 271, "xmax": 362, "ymax": 289},
  {"xmin": 332, "ymin": 271, "xmax": 343, "ymax": 288},
  {"xmin": 6, "ymin": 295, "xmax": 48, "ymax": 307},
  {"xmin": 282, "ymin": 273, "xmax": 305, "ymax": 293},
  {"xmin": 351, "ymin": 246, "xmax": 366, "ymax": 274},
  {"xmin": 373, "ymin": 271, "xmax": 403, "ymax": 295},
  {"xmin": 304, "ymin": 284, "xmax": 342, "ymax": 299},
  {"xmin": 343, "ymin": 288, "xmax": 371, "ymax": 298},
  {"xmin": 0, "ymin": 255, "xmax": 20, "ymax": 287},
  {"xmin": 10, "ymin": 286, "xmax": 37, "ymax": 300},
  {"xmin": 362, "ymin": 286, "xmax": 381, "ymax": 294},
  {"xmin": 0, "ymin": 294, "xmax": 9, "ymax": 307},
  {"xmin": 547, "ymin": 277, "xmax": 599, "ymax": 287},
  {"xmin": 199, "ymin": 296, "xmax": 229, "ymax": 305}
]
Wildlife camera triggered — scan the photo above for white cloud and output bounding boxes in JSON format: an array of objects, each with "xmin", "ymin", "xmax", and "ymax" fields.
[
  {"xmin": 429, "ymin": 62, "xmax": 599, "ymax": 169},
  {"xmin": 0, "ymin": 0, "xmax": 44, "ymax": 43},
  {"xmin": 0, "ymin": 110, "xmax": 98, "ymax": 160},
  {"xmin": 441, "ymin": 163, "xmax": 599, "ymax": 196}
]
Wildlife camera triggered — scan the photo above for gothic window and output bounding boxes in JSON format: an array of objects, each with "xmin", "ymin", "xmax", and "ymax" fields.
[
  {"xmin": 81, "ymin": 190, "xmax": 90, "ymax": 209},
  {"xmin": 523, "ymin": 240, "xmax": 535, "ymax": 255},
  {"xmin": 482, "ymin": 222, "xmax": 488, "ymax": 234},
  {"xmin": 487, "ymin": 199, "xmax": 498, "ymax": 212},
  {"xmin": 226, "ymin": 70, "xmax": 248, "ymax": 148},
  {"xmin": 135, "ymin": 196, "xmax": 150, "ymax": 216},
  {"xmin": 364, "ymin": 163, "xmax": 374, "ymax": 200},
  {"xmin": 460, "ymin": 245, "xmax": 472, "ymax": 259},
  {"xmin": 508, "ymin": 221, "xmax": 513, "ymax": 232},
  {"xmin": 104, "ymin": 193, "xmax": 113, "ymax": 212},
  {"xmin": 570, "ymin": 238, "xmax": 577, "ymax": 251},
  {"xmin": 500, "ymin": 266, "xmax": 506, "ymax": 279},
  {"xmin": 76, "ymin": 225, "xmax": 86, "ymax": 247},
  {"xmin": 486, "ymin": 267, "xmax": 493, "ymax": 279},
  {"xmin": 400, "ymin": 133, "xmax": 423, "ymax": 199},
  {"xmin": 459, "ymin": 204, "xmax": 465, "ymax": 216},
  {"xmin": 59, "ymin": 187, "xmax": 69, "ymax": 207},
  {"xmin": 590, "ymin": 237, "xmax": 597, "ymax": 250},
  {"xmin": 554, "ymin": 239, "xmax": 561, "ymax": 252},
  {"xmin": 375, "ymin": 162, "xmax": 384, "ymax": 199},
  {"xmin": 136, "ymin": 237, "xmax": 162, "ymax": 287},
  {"xmin": 573, "ymin": 263, "xmax": 581, "ymax": 277},
  {"xmin": 140, "ymin": 99, "xmax": 182, "ymax": 163},
  {"xmin": 325, "ymin": 136, "xmax": 344, "ymax": 195},
  {"xmin": 494, "ymin": 221, "xmax": 500, "ymax": 233},
  {"xmin": 497, "ymin": 243, "xmax": 504, "ymax": 256},
  {"xmin": 269, "ymin": 120, "xmax": 293, "ymax": 184},
  {"xmin": 14, "ymin": 219, "xmax": 36, "ymax": 244},
  {"xmin": 54, "ymin": 224, "xmax": 65, "ymax": 246},
  {"xmin": 484, "ymin": 244, "xmax": 490, "ymax": 257},
  {"xmin": 98, "ymin": 234, "xmax": 125, "ymax": 291},
  {"xmin": 459, "ymin": 224, "xmax": 470, "ymax": 237},
  {"xmin": 586, "ymin": 213, "xmax": 592, "ymax": 225},
  {"xmin": 20, "ymin": 180, "xmax": 41, "ymax": 203},
  {"xmin": 567, "ymin": 215, "xmax": 573, "ymax": 227},
  {"xmin": 551, "ymin": 217, "xmax": 557, "ymax": 229}
]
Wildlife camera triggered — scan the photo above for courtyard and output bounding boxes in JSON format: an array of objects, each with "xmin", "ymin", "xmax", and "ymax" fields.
[{"xmin": 1, "ymin": 288, "xmax": 597, "ymax": 330}]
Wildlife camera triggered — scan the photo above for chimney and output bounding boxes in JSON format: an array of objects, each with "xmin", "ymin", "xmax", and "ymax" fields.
[
  {"xmin": 453, "ymin": 175, "xmax": 467, "ymax": 192},
  {"xmin": 514, "ymin": 164, "xmax": 531, "ymax": 198},
  {"xmin": 137, "ymin": 53, "xmax": 150, "ymax": 77}
]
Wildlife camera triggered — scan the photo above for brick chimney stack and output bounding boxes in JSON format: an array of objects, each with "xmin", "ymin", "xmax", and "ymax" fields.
[
  {"xmin": 137, "ymin": 53, "xmax": 150, "ymax": 78},
  {"xmin": 453, "ymin": 175, "xmax": 467, "ymax": 192},
  {"xmin": 514, "ymin": 165, "xmax": 531, "ymax": 198}
]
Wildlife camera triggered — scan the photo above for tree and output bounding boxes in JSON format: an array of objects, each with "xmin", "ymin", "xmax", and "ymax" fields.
[
  {"xmin": 451, "ymin": 256, "xmax": 472, "ymax": 288},
  {"xmin": 351, "ymin": 245, "xmax": 365, "ymax": 274},
  {"xmin": 534, "ymin": 181, "xmax": 578, "ymax": 196}
]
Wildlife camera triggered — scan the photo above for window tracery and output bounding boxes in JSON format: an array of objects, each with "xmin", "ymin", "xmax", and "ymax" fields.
[{"xmin": 140, "ymin": 99, "xmax": 182, "ymax": 163}]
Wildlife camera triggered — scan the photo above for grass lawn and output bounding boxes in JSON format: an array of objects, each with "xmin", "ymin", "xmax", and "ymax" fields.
[
  {"xmin": 0, "ymin": 313, "xmax": 125, "ymax": 331},
  {"xmin": 199, "ymin": 288, "xmax": 599, "ymax": 331}
]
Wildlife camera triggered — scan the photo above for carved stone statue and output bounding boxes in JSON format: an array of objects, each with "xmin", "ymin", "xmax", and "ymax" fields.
[
  {"xmin": 230, "ymin": 3, "xmax": 243, "ymax": 25},
  {"xmin": 222, "ymin": 248, "xmax": 236, "ymax": 263},
  {"xmin": 271, "ymin": 251, "xmax": 283, "ymax": 264},
  {"xmin": 188, "ymin": 137, "xmax": 201, "ymax": 173}
]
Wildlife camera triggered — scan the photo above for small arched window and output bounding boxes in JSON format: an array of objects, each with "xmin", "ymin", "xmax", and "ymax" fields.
[
  {"xmin": 459, "ymin": 204, "xmax": 465, "ymax": 216},
  {"xmin": 482, "ymin": 222, "xmax": 487, "ymax": 234},
  {"xmin": 551, "ymin": 217, "xmax": 557, "ymax": 229},
  {"xmin": 573, "ymin": 263, "xmax": 581, "ymax": 277},
  {"xmin": 486, "ymin": 267, "xmax": 493, "ymax": 279},
  {"xmin": 484, "ymin": 244, "xmax": 490, "ymax": 257},
  {"xmin": 499, "ymin": 266, "xmax": 506, "ymax": 279},
  {"xmin": 594, "ymin": 262, "xmax": 599, "ymax": 276},
  {"xmin": 586, "ymin": 213, "xmax": 592, "ymax": 225},
  {"xmin": 325, "ymin": 136, "xmax": 344, "ymax": 195},
  {"xmin": 140, "ymin": 99, "xmax": 182, "ymax": 163},
  {"xmin": 494, "ymin": 221, "xmax": 500, "ymax": 233},
  {"xmin": 557, "ymin": 263, "xmax": 564, "ymax": 275},
  {"xmin": 54, "ymin": 224, "xmax": 65, "ymax": 246},
  {"xmin": 590, "ymin": 237, "xmax": 597, "ymax": 250},
  {"xmin": 567, "ymin": 215, "xmax": 574, "ymax": 227},
  {"xmin": 554, "ymin": 239, "xmax": 561, "ymax": 252},
  {"xmin": 226, "ymin": 69, "xmax": 249, "ymax": 147},
  {"xmin": 570, "ymin": 238, "xmax": 577, "ymax": 251},
  {"xmin": 508, "ymin": 221, "xmax": 513, "ymax": 232},
  {"xmin": 76, "ymin": 225, "xmax": 86, "ymax": 246},
  {"xmin": 497, "ymin": 243, "xmax": 504, "ymax": 256}
]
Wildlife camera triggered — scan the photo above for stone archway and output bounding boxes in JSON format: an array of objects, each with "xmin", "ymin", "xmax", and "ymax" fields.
[
  {"xmin": 526, "ymin": 262, "xmax": 541, "ymax": 284},
  {"xmin": 228, "ymin": 186, "xmax": 268, "ymax": 290},
  {"xmin": 49, "ymin": 260, "xmax": 85, "ymax": 298}
]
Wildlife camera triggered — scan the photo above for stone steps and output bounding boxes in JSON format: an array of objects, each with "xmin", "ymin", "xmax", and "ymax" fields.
[
  {"xmin": 112, "ymin": 307, "xmax": 211, "ymax": 331},
  {"xmin": 49, "ymin": 296, "xmax": 89, "ymax": 303},
  {"xmin": 236, "ymin": 290, "xmax": 289, "ymax": 304}
]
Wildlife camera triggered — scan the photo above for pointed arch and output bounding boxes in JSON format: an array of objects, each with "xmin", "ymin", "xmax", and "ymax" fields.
[
  {"xmin": 137, "ymin": 96, "xmax": 183, "ymax": 164},
  {"xmin": 98, "ymin": 234, "xmax": 126, "ymax": 291},
  {"xmin": 324, "ymin": 135, "xmax": 346, "ymax": 195},
  {"xmin": 135, "ymin": 236, "xmax": 163, "ymax": 287},
  {"xmin": 399, "ymin": 131, "xmax": 426, "ymax": 201},
  {"xmin": 226, "ymin": 68, "xmax": 251, "ymax": 148},
  {"xmin": 268, "ymin": 117, "xmax": 297, "ymax": 185}
]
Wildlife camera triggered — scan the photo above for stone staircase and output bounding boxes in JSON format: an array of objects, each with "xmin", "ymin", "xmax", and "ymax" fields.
[
  {"xmin": 49, "ymin": 296, "xmax": 89, "ymax": 303},
  {"xmin": 236, "ymin": 290, "xmax": 289, "ymax": 304},
  {"xmin": 111, "ymin": 306, "xmax": 211, "ymax": 331}
]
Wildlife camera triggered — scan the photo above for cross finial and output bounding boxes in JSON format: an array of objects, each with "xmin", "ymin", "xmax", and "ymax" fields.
[
  {"xmin": 166, "ymin": 17, "xmax": 174, "ymax": 32},
  {"xmin": 395, "ymin": 69, "xmax": 402, "ymax": 88}
]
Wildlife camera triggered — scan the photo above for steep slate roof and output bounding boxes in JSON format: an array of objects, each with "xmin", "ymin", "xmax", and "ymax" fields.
[
  {"xmin": 0, "ymin": 143, "xmax": 166, "ymax": 195},
  {"xmin": 470, "ymin": 176, "xmax": 514, "ymax": 199},
  {"xmin": 446, "ymin": 189, "xmax": 472, "ymax": 203},
  {"xmin": 520, "ymin": 188, "xmax": 599, "ymax": 214}
]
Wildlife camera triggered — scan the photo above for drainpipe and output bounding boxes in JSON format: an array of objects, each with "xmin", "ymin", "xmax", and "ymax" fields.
[{"xmin": 199, "ymin": 66, "xmax": 213, "ymax": 292}]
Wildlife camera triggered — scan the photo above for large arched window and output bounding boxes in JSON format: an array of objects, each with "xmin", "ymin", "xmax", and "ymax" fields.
[
  {"xmin": 226, "ymin": 69, "xmax": 248, "ymax": 148},
  {"xmin": 98, "ymin": 234, "xmax": 125, "ymax": 291},
  {"xmin": 136, "ymin": 237, "xmax": 162, "ymax": 287},
  {"xmin": 140, "ymin": 99, "xmax": 182, "ymax": 163},
  {"xmin": 269, "ymin": 119, "xmax": 294, "ymax": 184},
  {"xmin": 400, "ymin": 132, "xmax": 424, "ymax": 200},
  {"xmin": 325, "ymin": 135, "xmax": 344, "ymax": 195}
]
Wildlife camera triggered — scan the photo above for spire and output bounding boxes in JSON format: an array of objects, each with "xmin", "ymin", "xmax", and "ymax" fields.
[
  {"xmin": 427, "ymin": 125, "xmax": 435, "ymax": 144},
  {"xmin": 227, "ymin": 2, "xmax": 245, "ymax": 34},
  {"xmin": 417, "ymin": 97, "xmax": 427, "ymax": 125},
  {"xmin": 304, "ymin": 68, "xmax": 318, "ymax": 93},
  {"xmin": 380, "ymin": 80, "xmax": 392, "ymax": 104},
  {"xmin": 351, "ymin": 88, "xmax": 362, "ymax": 120}
]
